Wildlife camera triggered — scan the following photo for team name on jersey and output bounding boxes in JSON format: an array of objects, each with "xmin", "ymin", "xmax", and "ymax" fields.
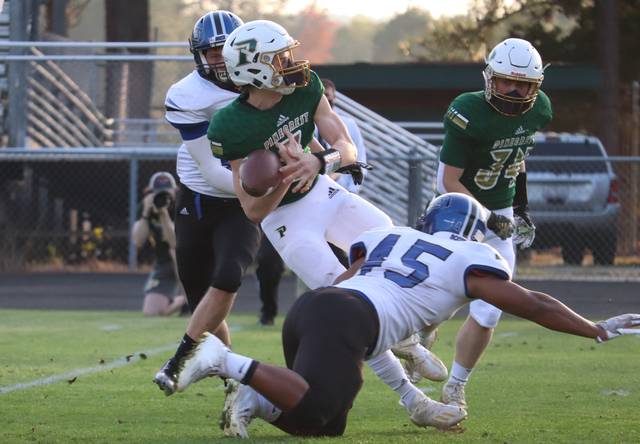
[
  {"xmin": 492, "ymin": 134, "xmax": 535, "ymax": 149},
  {"xmin": 263, "ymin": 112, "xmax": 310, "ymax": 149}
]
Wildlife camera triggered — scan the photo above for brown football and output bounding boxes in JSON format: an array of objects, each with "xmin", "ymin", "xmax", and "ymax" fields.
[{"xmin": 239, "ymin": 149, "xmax": 282, "ymax": 197}]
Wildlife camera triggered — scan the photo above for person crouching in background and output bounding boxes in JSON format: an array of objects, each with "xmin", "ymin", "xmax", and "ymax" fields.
[{"xmin": 132, "ymin": 172, "xmax": 187, "ymax": 316}]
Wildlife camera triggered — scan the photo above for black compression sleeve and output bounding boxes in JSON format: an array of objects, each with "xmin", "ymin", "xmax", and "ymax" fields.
[{"xmin": 513, "ymin": 172, "xmax": 528, "ymax": 208}]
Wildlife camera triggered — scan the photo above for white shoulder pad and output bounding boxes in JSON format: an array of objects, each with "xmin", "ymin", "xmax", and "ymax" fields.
[
  {"xmin": 461, "ymin": 241, "xmax": 512, "ymax": 281},
  {"xmin": 165, "ymin": 71, "xmax": 237, "ymax": 125}
]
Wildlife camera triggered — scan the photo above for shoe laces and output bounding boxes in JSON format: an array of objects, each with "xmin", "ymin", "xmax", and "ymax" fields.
[{"xmin": 447, "ymin": 383, "xmax": 465, "ymax": 400}]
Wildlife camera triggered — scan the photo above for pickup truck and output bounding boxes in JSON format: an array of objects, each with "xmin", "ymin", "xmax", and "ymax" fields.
[{"xmin": 526, "ymin": 133, "xmax": 620, "ymax": 265}]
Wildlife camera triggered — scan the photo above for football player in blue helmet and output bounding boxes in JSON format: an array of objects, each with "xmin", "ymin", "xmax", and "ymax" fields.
[
  {"xmin": 417, "ymin": 193, "xmax": 489, "ymax": 242},
  {"xmin": 189, "ymin": 11, "xmax": 243, "ymax": 87},
  {"xmin": 417, "ymin": 193, "xmax": 514, "ymax": 244}
]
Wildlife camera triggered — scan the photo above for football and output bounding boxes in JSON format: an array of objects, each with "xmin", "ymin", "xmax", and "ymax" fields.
[{"xmin": 239, "ymin": 149, "xmax": 282, "ymax": 197}]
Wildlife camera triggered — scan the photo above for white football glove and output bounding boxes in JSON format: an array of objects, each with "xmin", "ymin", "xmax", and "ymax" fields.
[
  {"xmin": 512, "ymin": 214, "xmax": 536, "ymax": 249},
  {"xmin": 595, "ymin": 314, "xmax": 640, "ymax": 343}
]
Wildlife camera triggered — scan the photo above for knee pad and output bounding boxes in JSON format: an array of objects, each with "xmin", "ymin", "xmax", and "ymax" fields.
[
  {"xmin": 211, "ymin": 263, "xmax": 243, "ymax": 293},
  {"xmin": 469, "ymin": 299, "xmax": 503, "ymax": 328}
]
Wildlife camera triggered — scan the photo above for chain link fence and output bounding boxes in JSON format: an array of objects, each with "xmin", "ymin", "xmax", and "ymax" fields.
[
  {"xmin": 518, "ymin": 156, "xmax": 640, "ymax": 279},
  {"xmin": 0, "ymin": 150, "xmax": 639, "ymax": 278}
]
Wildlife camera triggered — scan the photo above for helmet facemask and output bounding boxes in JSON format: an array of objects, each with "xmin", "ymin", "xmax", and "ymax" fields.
[
  {"xmin": 192, "ymin": 44, "xmax": 230, "ymax": 84},
  {"xmin": 261, "ymin": 43, "xmax": 310, "ymax": 95},
  {"xmin": 483, "ymin": 67, "xmax": 542, "ymax": 116}
]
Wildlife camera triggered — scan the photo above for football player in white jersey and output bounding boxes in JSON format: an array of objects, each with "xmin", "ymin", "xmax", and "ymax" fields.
[
  {"xmin": 168, "ymin": 193, "xmax": 639, "ymax": 438},
  {"xmin": 153, "ymin": 11, "xmax": 262, "ymax": 396}
]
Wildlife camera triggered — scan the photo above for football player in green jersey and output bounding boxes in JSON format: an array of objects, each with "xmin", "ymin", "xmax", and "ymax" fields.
[
  {"xmin": 206, "ymin": 20, "xmax": 450, "ymax": 436},
  {"xmin": 437, "ymin": 38, "xmax": 553, "ymax": 411}
]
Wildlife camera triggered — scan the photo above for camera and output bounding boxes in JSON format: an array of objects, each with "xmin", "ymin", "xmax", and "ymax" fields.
[
  {"xmin": 147, "ymin": 172, "xmax": 176, "ymax": 210},
  {"xmin": 153, "ymin": 191, "xmax": 170, "ymax": 209}
]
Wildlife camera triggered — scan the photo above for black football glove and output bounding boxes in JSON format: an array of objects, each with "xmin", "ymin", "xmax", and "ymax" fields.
[
  {"xmin": 335, "ymin": 162, "xmax": 373, "ymax": 186},
  {"xmin": 513, "ymin": 204, "xmax": 536, "ymax": 249},
  {"xmin": 487, "ymin": 212, "xmax": 515, "ymax": 240}
]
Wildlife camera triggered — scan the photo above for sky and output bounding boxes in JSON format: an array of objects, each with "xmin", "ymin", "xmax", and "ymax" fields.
[{"xmin": 285, "ymin": 0, "xmax": 472, "ymax": 21}]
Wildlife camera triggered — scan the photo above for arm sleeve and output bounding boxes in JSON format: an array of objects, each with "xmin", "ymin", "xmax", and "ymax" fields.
[{"xmin": 184, "ymin": 135, "xmax": 235, "ymax": 194}]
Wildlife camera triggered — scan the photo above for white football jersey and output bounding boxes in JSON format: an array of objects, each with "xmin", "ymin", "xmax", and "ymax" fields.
[
  {"xmin": 165, "ymin": 71, "xmax": 238, "ymax": 197},
  {"xmin": 336, "ymin": 227, "xmax": 511, "ymax": 357}
]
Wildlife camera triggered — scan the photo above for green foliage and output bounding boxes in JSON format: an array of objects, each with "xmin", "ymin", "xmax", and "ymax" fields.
[
  {"xmin": 372, "ymin": 8, "xmax": 432, "ymax": 63},
  {"xmin": 1, "ymin": 309, "xmax": 639, "ymax": 443},
  {"xmin": 407, "ymin": 0, "xmax": 640, "ymax": 82},
  {"xmin": 332, "ymin": 16, "xmax": 380, "ymax": 64}
]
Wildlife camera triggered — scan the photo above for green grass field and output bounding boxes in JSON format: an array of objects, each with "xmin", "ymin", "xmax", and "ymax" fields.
[{"xmin": 1, "ymin": 309, "xmax": 638, "ymax": 443}]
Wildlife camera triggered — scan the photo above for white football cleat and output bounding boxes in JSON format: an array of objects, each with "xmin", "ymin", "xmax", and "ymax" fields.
[
  {"xmin": 418, "ymin": 328, "xmax": 438, "ymax": 350},
  {"xmin": 220, "ymin": 380, "xmax": 257, "ymax": 438},
  {"xmin": 410, "ymin": 396, "xmax": 467, "ymax": 430},
  {"xmin": 175, "ymin": 332, "xmax": 229, "ymax": 392},
  {"xmin": 441, "ymin": 381, "xmax": 467, "ymax": 410},
  {"xmin": 391, "ymin": 335, "xmax": 448, "ymax": 382}
]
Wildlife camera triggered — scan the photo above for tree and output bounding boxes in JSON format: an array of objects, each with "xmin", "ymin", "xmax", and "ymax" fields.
[
  {"xmin": 407, "ymin": 0, "xmax": 640, "ymax": 154},
  {"xmin": 372, "ymin": 7, "xmax": 431, "ymax": 63},
  {"xmin": 179, "ymin": 0, "xmax": 290, "ymax": 22},
  {"xmin": 331, "ymin": 16, "xmax": 379, "ymax": 63},
  {"xmin": 289, "ymin": 4, "xmax": 336, "ymax": 64}
]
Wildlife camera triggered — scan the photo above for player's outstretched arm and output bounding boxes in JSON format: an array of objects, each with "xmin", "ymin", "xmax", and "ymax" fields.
[
  {"xmin": 467, "ymin": 274, "xmax": 606, "ymax": 340},
  {"xmin": 230, "ymin": 160, "xmax": 289, "ymax": 223}
]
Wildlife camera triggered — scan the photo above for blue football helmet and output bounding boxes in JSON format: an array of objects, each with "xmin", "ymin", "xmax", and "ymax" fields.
[
  {"xmin": 417, "ymin": 193, "xmax": 489, "ymax": 242},
  {"xmin": 189, "ymin": 11, "xmax": 243, "ymax": 85}
]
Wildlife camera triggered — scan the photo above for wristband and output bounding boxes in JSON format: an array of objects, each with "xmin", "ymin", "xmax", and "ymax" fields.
[{"xmin": 312, "ymin": 148, "xmax": 342, "ymax": 175}]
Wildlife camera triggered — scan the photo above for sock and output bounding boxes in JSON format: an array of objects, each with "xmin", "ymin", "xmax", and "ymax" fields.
[
  {"xmin": 367, "ymin": 350, "xmax": 423, "ymax": 412},
  {"xmin": 174, "ymin": 334, "xmax": 196, "ymax": 361},
  {"xmin": 449, "ymin": 361, "xmax": 473, "ymax": 384},
  {"xmin": 254, "ymin": 391, "xmax": 282, "ymax": 423},
  {"xmin": 225, "ymin": 352, "xmax": 256, "ymax": 382}
]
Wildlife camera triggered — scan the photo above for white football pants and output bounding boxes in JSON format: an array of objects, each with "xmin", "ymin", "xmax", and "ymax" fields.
[
  {"xmin": 261, "ymin": 174, "xmax": 393, "ymax": 289},
  {"xmin": 469, "ymin": 206, "xmax": 517, "ymax": 328}
]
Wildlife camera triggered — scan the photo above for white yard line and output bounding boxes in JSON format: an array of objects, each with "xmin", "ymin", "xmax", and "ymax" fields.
[{"xmin": 0, "ymin": 343, "xmax": 176, "ymax": 395}]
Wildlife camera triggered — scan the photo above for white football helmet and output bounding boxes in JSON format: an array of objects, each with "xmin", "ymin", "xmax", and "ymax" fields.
[
  {"xmin": 482, "ymin": 38, "xmax": 545, "ymax": 116},
  {"xmin": 222, "ymin": 20, "xmax": 310, "ymax": 95}
]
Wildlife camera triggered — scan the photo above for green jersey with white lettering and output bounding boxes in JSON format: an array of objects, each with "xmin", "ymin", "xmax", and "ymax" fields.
[
  {"xmin": 208, "ymin": 71, "xmax": 324, "ymax": 205},
  {"xmin": 439, "ymin": 90, "xmax": 552, "ymax": 210}
]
